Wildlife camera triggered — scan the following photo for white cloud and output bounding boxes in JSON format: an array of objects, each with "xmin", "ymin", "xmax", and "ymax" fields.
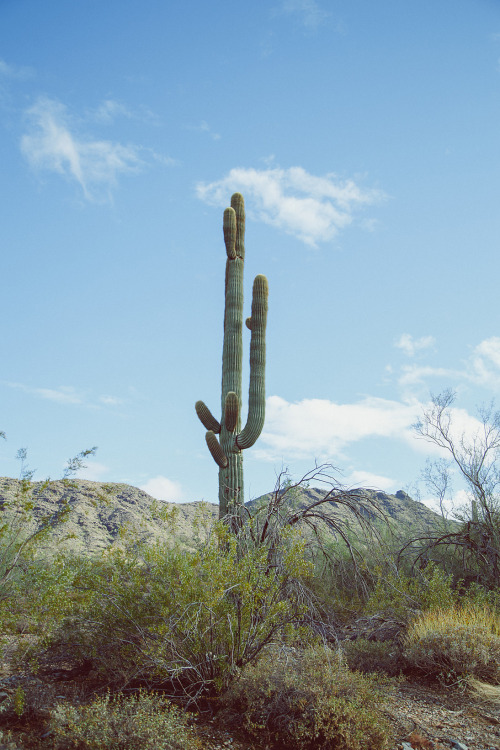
[
  {"xmin": 279, "ymin": 0, "xmax": 330, "ymax": 29},
  {"xmin": 139, "ymin": 476, "xmax": 184, "ymax": 503},
  {"xmin": 20, "ymin": 96, "xmax": 146, "ymax": 200},
  {"xmin": 398, "ymin": 365, "xmax": 460, "ymax": 387},
  {"xmin": 469, "ymin": 337, "xmax": 500, "ymax": 389},
  {"xmin": 342, "ymin": 469, "xmax": 397, "ymax": 492},
  {"xmin": 0, "ymin": 58, "xmax": 33, "ymax": 80},
  {"xmin": 259, "ymin": 395, "xmax": 421, "ymax": 461},
  {"xmin": 395, "ymin": 333, "xmax": 436, "ymax": 357},
  {"xmin": 75, "ymin": 461, "xmax": 109, "ymax": 481},
  {"xmin": 197, "ymin": 167, "xmax": 384, "ymax": 246}
]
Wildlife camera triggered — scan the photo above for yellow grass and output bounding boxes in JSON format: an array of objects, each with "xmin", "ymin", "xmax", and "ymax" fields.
[{"xmin": 407, "ymin": 603, "xmax": 500, "ymax": 640}]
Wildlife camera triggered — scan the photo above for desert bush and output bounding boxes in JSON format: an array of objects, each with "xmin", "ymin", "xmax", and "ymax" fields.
[
  {"xmin": 364, "ymin": 562, "xmax": 456, "ymax": 620},
  {"xmin": 49, "ymin": 689, "xmax": 199, "ymax": 749},
  {"xmin": 457, "ymin": 580, "xmax": 500, "ymax": 613},
  {"xmin": 342, "ymin": 637, "xmax": 402, "ymax": 676},
  {"xmin": 39, "ymin": 522, "xmax": 315, "ymax": 703},
  {"xmin": 403, "ymin": 604, "xmax": 500, "ymax": 683},
  {"xmin": 220, "ymin": 644, "xmax": 392, "ymax": 750}
]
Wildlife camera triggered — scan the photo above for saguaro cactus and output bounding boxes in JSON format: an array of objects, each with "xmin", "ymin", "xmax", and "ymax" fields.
[{"xmin": 195, "ymin": 193, "xmax": 269, "ymax": 519}]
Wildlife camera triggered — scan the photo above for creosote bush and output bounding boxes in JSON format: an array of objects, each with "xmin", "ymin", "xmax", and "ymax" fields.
[
  {"xmin": 220, "ymin": 644, "xmax": 392, "ymax": 750},
  {"xmin": 41, "ymin": 521, "xmax": 314, "ymax": 703},
  {"xmin": 49, "ymin": 689, "xmax": 199, "ymax": 749},
  {"xmin": 404, "ymin": 604, "xmax": 500, "ymax": 684}
]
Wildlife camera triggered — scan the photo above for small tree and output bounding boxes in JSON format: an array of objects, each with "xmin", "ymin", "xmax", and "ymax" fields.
[{"xmin": 407, "ymin": 389, "xmax": 500, "ymax": 585}]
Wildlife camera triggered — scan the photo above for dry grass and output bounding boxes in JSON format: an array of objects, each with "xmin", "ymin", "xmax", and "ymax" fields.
[
  {"xmin": 467, "ymin": 677, "xmax": 500, "ymax": 704},
  {"xmin": 404, "ymin": 604, "xmax": 500, "ymax": 683}
]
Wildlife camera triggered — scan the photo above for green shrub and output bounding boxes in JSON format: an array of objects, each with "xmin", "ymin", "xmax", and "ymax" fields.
[
  {"xmin": 458, "ymin": 580, "xmax": 500, "ymax": 613},
  {"xmin": 49, "ymin": 689, "xmax": 199, "ymax": 749},
  {"xmin": 364, "ymin": 562, "xmax": 456, "ymax": 619},
  {"xmin": 39, "ymin": 523, "xmax": 314, "ymax": 701},
  {"xmin": 403, "ymin": 604, "xmax": 500, "ymax": 683},
  {"xmin": 342, "ymin": 637, "xmax": 402, "ymax": 676},
  {"xmin": 220, "ymin": 644, "xmax": 392, "ymax": 750}
]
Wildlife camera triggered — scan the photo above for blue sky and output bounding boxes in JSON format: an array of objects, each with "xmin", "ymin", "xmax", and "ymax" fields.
[{"xmin": 1, "ymin": 0, "xmax": 500, "ymax": 512}]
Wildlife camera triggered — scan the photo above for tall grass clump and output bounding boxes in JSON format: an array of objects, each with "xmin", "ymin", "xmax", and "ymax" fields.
[{"xmin": 404, "ymin": 603, "xmax": 500, "ymax": 683}]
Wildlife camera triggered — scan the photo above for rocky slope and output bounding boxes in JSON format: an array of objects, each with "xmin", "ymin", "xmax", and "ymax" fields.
[{"xmin": 0, "ymin": 477, "xmax": 451, "ymax": 556}]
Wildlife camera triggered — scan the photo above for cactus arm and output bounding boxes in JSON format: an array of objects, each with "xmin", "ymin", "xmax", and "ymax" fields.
[
  {"xmin": 237, "ymin": 274, "xmax": 269, "ymax": 450},
  {"xmin": 224, "ymin": 391, "xmax": 239, "ymax": 432},
  {"xmin": 223, "ymin": 207, "xmax": 237, "ymax": 259},
  {"xmin": 195, "ymin": 400, "xmax": 221, "ymax": 433},
  {"xmin": 205, "ymin": 431, "xmax": 228, "ymax": 468}
]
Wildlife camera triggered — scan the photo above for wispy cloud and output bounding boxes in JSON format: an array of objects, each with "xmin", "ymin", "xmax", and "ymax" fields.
[
  {"xmin": 398, "ymin": 365, "xmax": 460, "ymax": 388},
  {"xmin": 5, "ymin": 382, "xmax": 84, "ymax": 405},
  {"xmin": 0, "ymin": 58, "xmax": 33, "ymax": 80},
  {"xmin": 187, "ymin": 120, "xmax": 220, "ymax": 140},
  {"xmin": 395, "ymin": 333, "xmax": 436, "ymax": 357},
  {"xmin": 86, "ymin": 99, "xmax": 161, "ymax": 127},
  {"xmin": 469, "ymin": 337, "xmax": 500, "ymax": 389},
  {"xmin": 395, "ymin": 337, "xmax": 500, "ymax": 392},
  {"xmin": 139, "ymin": 475, "xmax": 184, "ymax": 502},
  {"xmin": 20, "ymin": 96, "xmax": 170, "ymax": 201},
  {"xmin": 99, "ymin": 395, "xmax": 124, "ymax": 406},
  {"xmin": 279, "ymin": 0, "xmax": 330, "ymax": 30},
  {"xmin": 2, "ymin": 381, "xmax": 123, "ymax": 409},
  {"xmin": 197, "ymin": 166, "xmax": 384, "ymax": 246},
  {"xmin": 258, "ymin": 395, "xmax": 421, "ymax": 461},
  {"xmin": 87, "ymin": 99, "xmax": 133, "ymax": 124}
]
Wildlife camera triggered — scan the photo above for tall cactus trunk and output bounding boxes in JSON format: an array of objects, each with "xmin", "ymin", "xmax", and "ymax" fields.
[{"xmin": 195, "ymin": 193, "xmax": 268, "ymax": 522}]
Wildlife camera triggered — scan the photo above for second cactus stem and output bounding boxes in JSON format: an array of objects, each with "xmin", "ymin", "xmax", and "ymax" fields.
[{"xmin": 195, "ymin": 192, "xmax": 269, "ymax": 521}]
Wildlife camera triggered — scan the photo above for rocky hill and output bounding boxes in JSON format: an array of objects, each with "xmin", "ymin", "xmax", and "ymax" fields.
[{"xmin": 0, "ymin": 477, "xmax": 452, "ymax": 556}]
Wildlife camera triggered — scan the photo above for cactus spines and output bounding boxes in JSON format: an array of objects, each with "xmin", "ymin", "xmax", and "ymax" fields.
[{"xmin": 196, "ymin": 193, "xmax": 269, "ymax": 519}]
